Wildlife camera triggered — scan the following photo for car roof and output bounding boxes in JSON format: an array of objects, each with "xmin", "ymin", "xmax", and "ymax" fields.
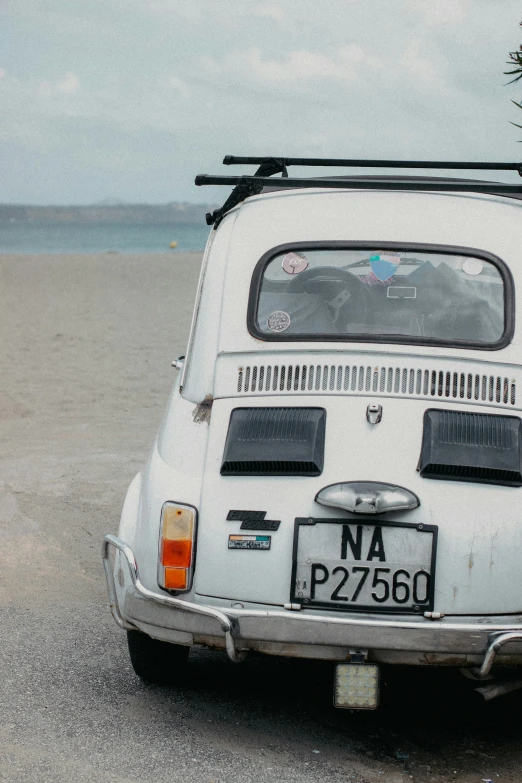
[{"xmin": 260, "ymin": 174, "xmax": 522, "ymax": 201}]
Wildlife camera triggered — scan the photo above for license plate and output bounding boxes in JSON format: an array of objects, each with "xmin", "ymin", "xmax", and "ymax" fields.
[{"xmin": 291, "ymin": 518, "xmax": 437, "ymax": 613}]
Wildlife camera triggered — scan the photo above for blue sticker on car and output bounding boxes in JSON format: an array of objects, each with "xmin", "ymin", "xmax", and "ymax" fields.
[{"xmin": 369, "ymin": 253, "xmax": 401, "ymax": 282}]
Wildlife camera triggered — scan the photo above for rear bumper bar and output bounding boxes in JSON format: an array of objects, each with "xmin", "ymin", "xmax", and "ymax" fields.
[
  {"xmin": 102, "ymin": 534, "xmax": 246, "ymax": 662},
  {"xmin": 102, "ymin": 534, "xmax": 522, "ymax": 675}
]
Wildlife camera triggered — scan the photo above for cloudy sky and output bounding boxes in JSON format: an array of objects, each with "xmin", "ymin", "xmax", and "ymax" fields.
[{"xmin": 2, "ymin": 0, "xmax": 522, "ymax": 204}]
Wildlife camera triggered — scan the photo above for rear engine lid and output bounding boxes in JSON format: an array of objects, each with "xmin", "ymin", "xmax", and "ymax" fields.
[{"xmin": 194, "ymin": 397, "xmax": 522, "ymax": 615}]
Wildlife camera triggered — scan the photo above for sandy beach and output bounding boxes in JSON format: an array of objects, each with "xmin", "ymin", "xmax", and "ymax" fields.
[
  {"xmin": 2, "ymin": 252, "xmax": 522, "ymax": 783},
  {"xmin": 0, "ymin": 252, "xmax": 203, "ymax": 608}
]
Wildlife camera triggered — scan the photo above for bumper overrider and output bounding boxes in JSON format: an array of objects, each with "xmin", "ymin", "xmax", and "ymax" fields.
[{"xmin": 103, "ymin": 534, "xmax": 522, "ymax": 678}]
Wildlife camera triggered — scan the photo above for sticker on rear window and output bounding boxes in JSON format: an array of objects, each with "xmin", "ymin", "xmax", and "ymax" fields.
[
  {"xmin": 282, "ymin": 252, "xmax": 309, "ymax": 275},
  {"xmin": 228, "ymin": 535, "xmax": 271, "ymax": 550},
  {"xmin": 267, "ymin": 311, "xmax": 291, "ymax": 332},
  {"xmin": 462, "ymin": 258, "xmax": 483, "ymax": 276},
  {"xmin": 369, "ymin": 252, "xmax": 401, "ymax": 282}
]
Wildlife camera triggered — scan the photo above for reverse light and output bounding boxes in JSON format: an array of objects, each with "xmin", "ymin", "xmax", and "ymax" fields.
[
  {"xmin": 158, "ymin": 502, "xmax": 196, "ymax": 592},
  {"xmin": 334, "ymin": 663, "xmax": 380, "ymax": 710}
]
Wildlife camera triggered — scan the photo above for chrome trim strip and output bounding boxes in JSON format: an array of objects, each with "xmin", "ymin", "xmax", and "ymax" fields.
[{"xmin": 102, "ymin": 534, "xmax": 247, "ymax": 663}]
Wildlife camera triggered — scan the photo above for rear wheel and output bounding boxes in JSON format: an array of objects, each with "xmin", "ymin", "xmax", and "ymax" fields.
[{"xmin": 127, "ymin": 630, "xmax": 189, "ymax": 684}]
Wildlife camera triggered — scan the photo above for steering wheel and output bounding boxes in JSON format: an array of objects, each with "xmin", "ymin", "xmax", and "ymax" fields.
[{"xmin": 287, "ymin": 265, "xmax": 371, "ymax": 326}]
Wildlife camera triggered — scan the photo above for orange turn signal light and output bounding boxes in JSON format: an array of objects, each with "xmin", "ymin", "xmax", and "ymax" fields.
[{"xmin": 164, "ymin": 567, "xmax": 188, "ymax": 590}]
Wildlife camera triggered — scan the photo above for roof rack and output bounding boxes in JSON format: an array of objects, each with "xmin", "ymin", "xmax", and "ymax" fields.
[
  {"xmin": 223, "ymin": 155, "xmax": 522, "ymax": 173},
  {"xmin": 196, "ymin": 156, "xmax": 522, "ymax": 227}
]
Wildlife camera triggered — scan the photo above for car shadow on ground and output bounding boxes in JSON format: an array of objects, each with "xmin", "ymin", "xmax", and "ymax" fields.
[{"xmin": 143, "ymin": 648, "xmax": 522, "ymax": 779}]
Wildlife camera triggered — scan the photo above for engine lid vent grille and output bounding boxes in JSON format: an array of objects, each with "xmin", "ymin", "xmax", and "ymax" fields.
[
  {"xmin": 419, "ymin": 409, "xmax": 522, "ymax": 486},
  {"xmin": 221, "ymin": 407, "xmax": 326, "ymax": 476},
  {"xmin": 236, "ymin": 363, "xmax": 516, "ymax": 407}
]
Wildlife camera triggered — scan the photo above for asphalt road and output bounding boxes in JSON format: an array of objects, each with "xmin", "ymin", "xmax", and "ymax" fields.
[{"xmin": 1, "ymin": 253, "xmax": 521, "ymax": 783}]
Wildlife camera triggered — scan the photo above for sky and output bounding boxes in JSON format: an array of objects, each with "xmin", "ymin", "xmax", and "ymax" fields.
[{"xmin": 1, "ymin": 0, "xmax": 522, "ymax": 205}]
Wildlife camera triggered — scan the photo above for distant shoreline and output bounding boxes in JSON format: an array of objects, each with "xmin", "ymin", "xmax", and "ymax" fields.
[
  {"xmin": 0, "ymin": 203, "xmax": 218, "ymax": 225},
  {"xmin": 0, "ymin": 249, "xmax": 208, "ymax": 256},
  {"xmin": 0, "ymin": 218, "xmax": 210, "ymax": 254},
  {"xmin": 0, "ymin": 251, "xmax": 204, "ymax": 257}
]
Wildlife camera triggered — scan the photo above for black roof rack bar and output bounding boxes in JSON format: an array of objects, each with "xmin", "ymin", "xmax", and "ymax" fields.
[
  {"xmin": 196, "ymin": 174, "xmax": 522, "ymax": 193},
  {"xmin": 223, "ymin": 155, "xmax": 522, "ymax": 173}
]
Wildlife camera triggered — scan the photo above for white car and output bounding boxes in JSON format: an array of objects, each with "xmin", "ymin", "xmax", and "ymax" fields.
[{"xmin": 103, "ymin": 156, "xmax": 522, "ymax": 709}]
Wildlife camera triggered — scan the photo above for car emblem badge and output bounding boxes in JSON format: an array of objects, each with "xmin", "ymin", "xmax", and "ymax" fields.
[{"xmin": 227, "ymin": 510, "xmax": 280, "ymax": 531}]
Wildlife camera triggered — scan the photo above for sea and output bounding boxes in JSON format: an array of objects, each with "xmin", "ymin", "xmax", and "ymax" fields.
[{"xmin": 0, "ymin": 221, "xmax": 210, "ymax": 254}]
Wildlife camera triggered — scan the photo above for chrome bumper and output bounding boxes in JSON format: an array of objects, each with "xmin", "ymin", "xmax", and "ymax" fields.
[
  {"xmin": 102, "ymin": 534, "xmax": 246, "ymax": 662},
  {"xmin": 102, "ymin": 534, "xmax": 522, "ymax": 676}
]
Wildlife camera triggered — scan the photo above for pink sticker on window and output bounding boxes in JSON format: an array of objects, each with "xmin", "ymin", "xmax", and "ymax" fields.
[{"xmin": 282, "ymin": 252, "xmax": 309, "ymax": 275}]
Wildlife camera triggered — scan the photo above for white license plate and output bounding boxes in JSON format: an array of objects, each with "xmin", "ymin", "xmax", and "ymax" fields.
[{"xmin": 291, "ymin": 518, "xmax": 437, "ymax": 613}]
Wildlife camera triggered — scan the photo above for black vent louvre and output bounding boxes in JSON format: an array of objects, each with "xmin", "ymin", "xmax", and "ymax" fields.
[
  {"xmin": 221, "ymin": 408, "xmax": 326, "ymax": 476},
  {"xmin": 419, "ymin": 409, "xmax": 522, "ymax": 487},
  {"xmin": 436, "ymin": 411, "xmax": 513, "ymax": 448}
]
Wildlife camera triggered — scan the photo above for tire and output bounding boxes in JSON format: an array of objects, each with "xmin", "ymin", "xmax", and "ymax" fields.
[{"xmin": 127, "ymin": 630, "xmax": 189, "ymax": 684}]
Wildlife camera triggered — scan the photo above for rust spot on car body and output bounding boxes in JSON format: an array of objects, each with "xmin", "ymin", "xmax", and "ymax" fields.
[
  {"xmin": 424, "ymin": 653, "xmax": 468, "ymax": 666},
  {"xmin": 192, "ymin": 395, "xmax": 213, "ymax": 424}
]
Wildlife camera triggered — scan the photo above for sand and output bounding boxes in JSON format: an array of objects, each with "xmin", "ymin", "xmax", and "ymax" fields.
[{"xmin": 0, "ymin": 252, "xmax": 203, "ymax": 607}]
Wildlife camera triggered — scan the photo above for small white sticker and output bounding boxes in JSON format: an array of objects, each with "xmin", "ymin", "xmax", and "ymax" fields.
[
  {"xmin": 462, "ymin": 258, "xmax": 483, "ymax": 276},
  {"xmin": 282, "ymin": 252, "xmax": 309, "ymax": 275},
  {"xmin": 267, "ymin": 311, "xmax": 291, "ymax": 332}
]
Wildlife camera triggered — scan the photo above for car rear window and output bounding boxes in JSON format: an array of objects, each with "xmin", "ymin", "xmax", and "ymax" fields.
[{"xmin": 249, "ymin": 244, "xmax": 511, "ymax": 349}]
